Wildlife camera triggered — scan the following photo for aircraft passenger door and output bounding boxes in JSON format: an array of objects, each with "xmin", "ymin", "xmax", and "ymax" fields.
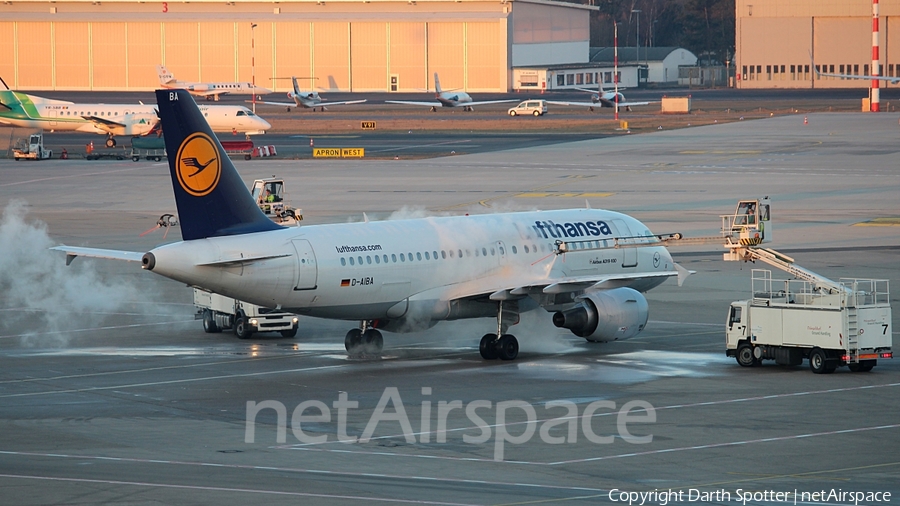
[
  {"xmin": 49, "ymin": 110, "xmax": 58, "ymax": 127},
  {"xmin": 612, "ymin": 219, "xmax": 638, "ymax": 268},
  {"xmin": 496, "ymin": 240, "xmax": 507, "ymax": 265},
  {"xmin": 292, "ymin": 239, "xmax": 318, "ymax": 290}
]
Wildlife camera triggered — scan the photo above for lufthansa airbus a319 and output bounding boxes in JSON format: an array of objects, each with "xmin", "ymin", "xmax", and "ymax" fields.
[{"xmin": 54, "ymin": 89, "xmax": 690, "ymax": 361}]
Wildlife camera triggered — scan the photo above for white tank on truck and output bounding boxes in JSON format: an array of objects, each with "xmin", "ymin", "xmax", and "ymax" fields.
[{"xmin": 726, "ymin": 269, "xmax": 892, "ymax": 373}]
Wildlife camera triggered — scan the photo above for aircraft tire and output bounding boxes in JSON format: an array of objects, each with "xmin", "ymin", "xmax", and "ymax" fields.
[
  {"xmin": 363, "ymin": 329, "xmax": 384, "ymax": 354},
  {"xmin": 106, "ymin": 138, "xmax": 116, "ymax": 148},
  {"xmin": 497, "ymin": 334, "xmax": 519, "ymax": 361},
  {"xmin": 345, "ymin": 329, "xmax": 363, "ymax": 354},
  {"xmin": 479, "ymin": 333, "xmax": 499, "ymax": 360}
]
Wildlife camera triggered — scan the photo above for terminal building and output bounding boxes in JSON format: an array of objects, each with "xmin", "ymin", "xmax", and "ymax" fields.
[
  {"xmin": 737, "ymin": 0, "xmax": 900, "ymax": 89},
  {"xmin": 0, "ymin": 0, "xmax": 596, "ymax": 93}
]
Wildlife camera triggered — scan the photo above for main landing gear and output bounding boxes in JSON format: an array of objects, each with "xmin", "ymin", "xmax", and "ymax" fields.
[
  {"xmin": 345, "ymin": 321, "xmax": 383, "ymax": 358},
  {"xmin": 479, "ymin": 301, "xmax": 519, "ymax": 361}
]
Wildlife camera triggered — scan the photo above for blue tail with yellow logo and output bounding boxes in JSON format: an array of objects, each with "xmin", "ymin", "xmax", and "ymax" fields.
[{"xmin": 155, "ymin": 89, "xmax": 282, "ymax": 241}]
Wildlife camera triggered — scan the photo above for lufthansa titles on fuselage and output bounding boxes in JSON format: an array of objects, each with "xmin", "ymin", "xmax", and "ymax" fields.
[{"xmin": 531, "ymin": 220, "xmax": 612, "ymax": 240}]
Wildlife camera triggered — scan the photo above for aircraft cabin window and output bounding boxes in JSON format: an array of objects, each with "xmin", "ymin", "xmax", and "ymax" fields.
[
  {"xmin": 475, "ymin": 249, "xmax": 479, "ymax": 257},
  {"xmin": 383, "ymin": 254, "xmax": 388, "ymax": 263},
  {"xmin": 482, "ymin": 248, "xmax": 488, "ymax": 256},
  {"xmin": 408, "ymin": 252, "xmax": 413, "ymax": 261},
  {"xmin": 416, "ymin": 252, "xmax": 422, "ymax": 261},
  {"xmin": 512, "ymin": 246, "xmax": 517, "ymax": 254},
  {"xmin": 366, "ymin": 256, "xmax": 372, "ymax": 264},
  {"xmin": 392, "ymin": 254, "xmax": 397, "ymax": 263},
  {"xmin": 499, "ymin": 246, "xmax": 504, "ymax": 255},
  {"xmin": 424, "ymin": 252, "xmax": 430, "ymax": 260},
  {"xmin": 375, "ymin": 255, "xmax": 380, "ymax": 264},
  {"xmin": 400, "ymin": 253, "xmax": 405, "ymax": 262},
  {"xmin": 490, "ymin": 248, "xmax": 495, "ymax": 256},
  {"xmin": 465, "ymin": 249, "xmax": 470, "ymax": 257},
  {"xmin": 433, "ymin": 251, "xmax": 438, "ymax": 260},
  {"xmin": 341, "ymin": 258, "xmax": 346, "ymax": 266},
  {"xmin": 524, "ymin": 245, "xmax": 529, "ymax": 253},
  {"xmin": 349, "ymin": 257, "xmax": 355, "ymax": 265},
  {"xmin": 457, "ymin": 250, "xmax": 462, "ymax": 258},
  {"xmin": 441, "ymin": 251, "xmax": 447, "ymax": 259}
]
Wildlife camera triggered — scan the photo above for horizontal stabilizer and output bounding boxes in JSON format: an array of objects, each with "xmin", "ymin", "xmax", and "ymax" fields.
[{"xmin": 51, "ymin": 245, "xmax": 145, "ymax": 265}]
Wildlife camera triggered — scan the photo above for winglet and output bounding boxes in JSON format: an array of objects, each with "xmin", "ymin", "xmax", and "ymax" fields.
[
  {"xmin": 675, "ymin": 262, "xmax": 693, "ymax": 287},
  {"xmin": 155, "ymin": 89, "xmax": 282, "ymax": 240}
]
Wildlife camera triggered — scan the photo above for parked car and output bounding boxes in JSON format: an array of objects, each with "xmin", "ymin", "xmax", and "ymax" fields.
[{"xmin": 508, "ymin": 100, "xmax": 547, "ymax": 116}]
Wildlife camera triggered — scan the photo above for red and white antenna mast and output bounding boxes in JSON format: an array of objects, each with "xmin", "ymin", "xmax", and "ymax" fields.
[
  {"xmin": 872, "ymin": 0, "xmax": 881, "ymax": 112},
  {"xmin": 614, "ymin": 20, "xmax": 619, "ymax": 121}
]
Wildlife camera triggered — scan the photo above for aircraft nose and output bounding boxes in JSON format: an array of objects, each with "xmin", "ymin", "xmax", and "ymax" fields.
[{"xmin": 256, "ymin": 117, "xmax": 271, "ymax": 130}]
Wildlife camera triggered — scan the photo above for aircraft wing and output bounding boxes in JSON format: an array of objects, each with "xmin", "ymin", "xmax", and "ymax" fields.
[
  {"xmin": 258, "ymin": 100, "xmax": 298, "ymax": 107},
  {"xmin": 51, "ymin": 245, "xmax": 145, "ymax": 266},
  {"xmin": 813, "ymin": 68, "xmax": 900, "ymax": 83},
  {"xmin": 435, "ymin": 265, "xmax": 690, "ymax": 307},
  {"xmin": 546, "ymin": 100, "xmax": 599, "ymax": 107},
  {"xmin": 189, "ymin": 89, "xmax": 230, "ymax": 97},
  {"xmin": 385, "ymin": 100, "xmax": 443, "ymax": 107},
  {"xmin": 83, "ymin": 115, "xmax": 128, "ymax": 129},
  {"xmin": 320, "ymin": 99, "xmax": 368, "ymax": 106},
  {"xmin": 468, "ymin": 99, "xmax": 517, "ymax": 106}
]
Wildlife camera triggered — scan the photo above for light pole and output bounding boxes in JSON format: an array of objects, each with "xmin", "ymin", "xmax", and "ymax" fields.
[
  {"xmin": 632, "ymin": 9, "xmax": 641, "ymax": 83},
  {"xmin": 251, "ymin": 23, "xmax": 257, "ymax": 114}
]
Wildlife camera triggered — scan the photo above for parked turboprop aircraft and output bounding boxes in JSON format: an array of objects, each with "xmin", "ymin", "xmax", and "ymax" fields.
[
  {"xmin": 547, "ymin": 81, "xmax": 653, "ymax": 111},
  {"xmin": 157, "ymin": 65, "xmax": 272, "ymax": 101},
  {"xmin": 386, "ymin": 73, "xmax": 516, "ymax": 111},
  {"xmin": 0, "ymin": 79, "xmax": 270, "ymax": 146},
  {"xmin": 53, "ymin": 88, "xmax": 690, "ymax": 361},
  {"xmin": 0, "ymin": 78, "xmax": 157, "ymax": 146},
  {"xmin": 260, "ymin": 76, "xmax": 367, "ymax": 112}
]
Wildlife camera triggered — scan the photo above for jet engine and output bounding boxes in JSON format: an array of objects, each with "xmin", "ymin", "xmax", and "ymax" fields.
[
  {"xmin": 189, "ymin": 84, "xmax": 210, "ymax": 92},
  {"xmin": 552, "ymin": 287, "xmax": 648, "ymax": 342}
]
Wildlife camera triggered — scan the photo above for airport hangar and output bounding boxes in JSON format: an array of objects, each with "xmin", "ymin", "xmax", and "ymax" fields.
[
  {"xmin": 0, "ymin": 0, "xmax": 623, "ymax": 94},
  {"xmin": 737, "ymin": 0, "xmax": 900, "ymax": 89}
]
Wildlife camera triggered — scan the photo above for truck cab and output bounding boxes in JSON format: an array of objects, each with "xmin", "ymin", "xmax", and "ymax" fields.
[{"xmin": 250, "ymin": 177, "xmax": 301, "ymax": 225}]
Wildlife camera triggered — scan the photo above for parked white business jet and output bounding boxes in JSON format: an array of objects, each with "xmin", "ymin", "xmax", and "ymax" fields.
[
  {"xmin": 811, "ymin": 61, "xmax": 900, "ymax": 84},
  {"xmin": 260, "ymin": 76, "xmax": 367, "ymax": 112},
  {"xmin": 386, "ymin": 73, "xmax": 516, "ymax": 111},
  {"xmin": 547, "ymin": 81, "xmax": 653, "ymax": 111},
  {"xmin": 157, "ymin": 65, "xmax": 272, "ymax": 101},
  {"xmin": 53, "ymin": 88, "xmax": 689, "ymax": 361}
]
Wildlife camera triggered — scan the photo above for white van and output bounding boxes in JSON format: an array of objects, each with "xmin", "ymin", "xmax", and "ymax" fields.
[{"xmin": 508, "ymin": 100, "xmax": 547, "ymax": 116}]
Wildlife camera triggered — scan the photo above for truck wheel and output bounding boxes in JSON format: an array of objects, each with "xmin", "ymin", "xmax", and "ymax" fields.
[
  {"xmin": 234, "ymin": 314, "xmax": 253, "ymax": 340},
  {"xmin": 106, "ymin": 138, "xmax": 116, "ymax": 148},
  {"xmin": 132, "ymin": 157, "xmax": 140, "ymax": 162},
  {"xmin": 808, "ymin": 348, "xmax": 831, "ymax": 374},
  {"xmin": 850, "ymin": 360, "xmax": 876, "ymax": 372},
  {"xmin": 202, "ymin": 309, "xmax": 221, "ymax": 333},
  {"xmin": 736, "ymin": 343, "xmax": 759, "ymax": 367},
  {"xmin": 280, "ymin": 327, "xmax": 298, "ymax": 338}
]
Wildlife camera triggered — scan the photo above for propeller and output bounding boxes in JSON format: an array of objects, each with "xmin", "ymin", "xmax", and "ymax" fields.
[{"xmin": 140, "ymin": 213, "xmax": 178, "ymax": 240}]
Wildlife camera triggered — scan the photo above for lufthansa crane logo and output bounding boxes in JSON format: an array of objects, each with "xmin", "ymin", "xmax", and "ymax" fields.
[{"xmin": 175, "ymin": 132, "xmax": 221, "ymax": 197}]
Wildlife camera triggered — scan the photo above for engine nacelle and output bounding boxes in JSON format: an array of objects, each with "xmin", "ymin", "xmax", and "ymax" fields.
[
  {"xmin": 189, "ymin": 84, "xmax": 210, "ymax": 92},
  {"xmin": 552, "ymin": 287, "xmax": 649, "ymax": 342}
]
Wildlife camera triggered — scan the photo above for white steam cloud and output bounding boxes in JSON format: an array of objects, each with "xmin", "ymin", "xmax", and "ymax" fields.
[{"xmin": 0, "ymin": 201, "xmax": 144, "ymax": 345}]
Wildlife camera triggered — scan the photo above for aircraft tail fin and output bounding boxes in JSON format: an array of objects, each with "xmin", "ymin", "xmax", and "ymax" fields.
[
  {"xmin": 434, "ymin": 72, "xmax": 442, "ymax": 94},
  {"xmin": 155, "ymin": 89, "xmax": 282, "ymax": 241},
  {"xmin": 291, "ymin": 76, "xmax": 301, "ymax": 96},
  {"xmin": 157, "ymin": 65, "xmax": 176, "ymax": 85}
]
